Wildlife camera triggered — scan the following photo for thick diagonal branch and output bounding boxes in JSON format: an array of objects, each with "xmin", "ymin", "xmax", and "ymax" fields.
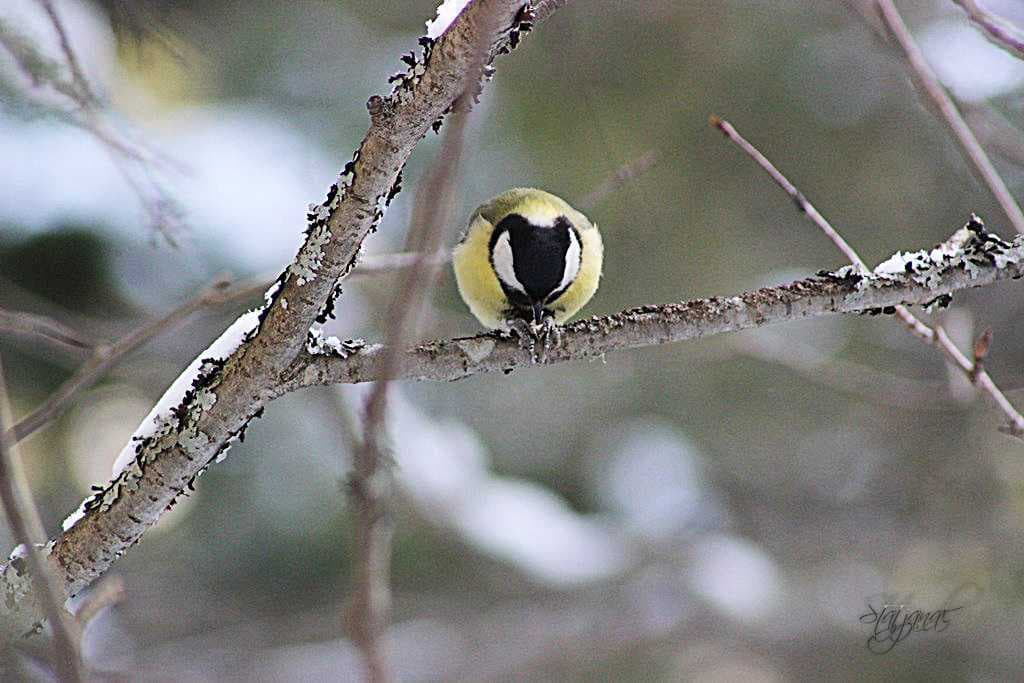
[{"xmin": 0, "ymin": 0, "xmax": 560, "ymax": 644}]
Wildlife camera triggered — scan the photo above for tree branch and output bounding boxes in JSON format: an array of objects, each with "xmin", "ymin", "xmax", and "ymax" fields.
[
  {"xmin": 577, "ymin": 150, "xmax": 658, "ymax": 211},
  {"xmin": 875, "ymin": 0, "xmax": 1024, "ymax": 235},
  {"xmin": 711, "ymin": 115, "xmax": 1024, "ymax": 437},
  {"xmin": 355, "ymin": 1, "xmax": 505, "ymax": 672},
  {"xmin": 0, "ymin": 0, "xmax": 560, "ymax": 643},
  {"xmin": 0, "ymin": 357, "xmax": 82, "ymax": 680},
  {"xmin": 6, "ymin": 275, "xmax": 244, "ymax": 445},
  {"xmin": 347, "ymin": 9, "xmax": 488, "ymax": 678},
  {"xmin": 36, "ymin": 0, "xmax": 97, "ymax": 105},
  {"xmin": 0, "ymin": 308, "xmax": 95, "ymax": 354},
  {"xmin": 953, "ymin": 0, "xmax": 1024, "ymax": 61},
  {"xmin": 257, "ymin": 0, "xmax": 536, "ymax": 370},
  {"xmin": 286, "ymin": 227, "xmax": 1024, "ymax": 388}
]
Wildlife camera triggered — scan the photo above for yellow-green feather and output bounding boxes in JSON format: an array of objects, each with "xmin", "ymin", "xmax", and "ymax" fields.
[
  {"xmin": 452, "ymin": 211, "xmax": 509, "ymax": 329},
  {"xmin": 453, "ymin": 188, "xmax": 603, "ymax": 329}
]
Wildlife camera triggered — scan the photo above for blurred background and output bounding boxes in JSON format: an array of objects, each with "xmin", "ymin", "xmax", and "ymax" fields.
[{"xmin": 3, "ymin": 0, "xmax": 1024, "ymax": 679}]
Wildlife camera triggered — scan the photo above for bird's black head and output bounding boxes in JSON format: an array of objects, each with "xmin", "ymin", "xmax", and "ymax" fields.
[{"xmin": 489, "ymin": 213, "xmax": 582, "ymax": 323}]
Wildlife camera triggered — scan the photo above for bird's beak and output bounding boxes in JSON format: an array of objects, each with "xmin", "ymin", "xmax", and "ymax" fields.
[{"xmin": 532, "ymin": 301, "xmax": 544, "ymax": 325}]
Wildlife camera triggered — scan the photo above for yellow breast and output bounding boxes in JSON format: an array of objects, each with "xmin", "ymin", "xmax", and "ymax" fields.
[{"xmin": 452, "ymin": 188, "xmax": 603, "ymax": 330}]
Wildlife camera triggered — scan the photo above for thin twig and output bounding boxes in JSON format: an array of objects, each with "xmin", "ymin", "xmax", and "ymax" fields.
[
  {"xmin": 578, "ymin": 149, "xmax": 658, "ymax": 212},
  {"xmin": 970, "ymin": 327, "xmax": 993, "ymax": 383},
  {"xmin": 0, "ymin": 13, "xmax": 184, "ymax": 245},
  {"xmin": 72, "ymin": 574, "xmax": 125, "ymax": 628},
  {"xmin": 875, "ymin": 0, "xmax": 1024, "ymax": 236},
  {"xmin": 711, "ymin": 115, "xmax": 1024, "ymax": 438},
  {"xmin": 953, "ymin": 0, "xmax": 1024, "ymax": 60},
  {"xmin": 36, "ymin": 0, "xmax": 97, "ymax": 104},
  {"xmin": 710, "ymin": 115, "xmax": 934, "ymax": 342},
  {"xmin": 352, "ymin": 251, "xmax": 447, "ymax": 277},
  {"xmin": 730, "ymin": 335, "xmax": 962, "ymax": 410},
  {"xmin": 709, "ymin": 117, "xmax": 866, "ymax": 270},
  {"xmin": 0, "ymin": 0, "xmax": 564, "ymax": 644},
  {"xmin": 6, "ymin": 275, "xmax": 249, "ymax": 444},
  {"xmin": 349, "ymin": 8, "xmax": 493, "ymax": 680},
  {"xmin": 964, "ymin": 104, "xmax": 1024, "ymax": 168},
  {"xmin": 0, "ymin": 308, "xmax": 95, "ymax": 353},
  {"xmin": 0, "ymin": 356, "xmax": 82, "ymax": 680},
  {"xmin": 105, "ymin": 146, "xmax": 185, "ymax": 248}
]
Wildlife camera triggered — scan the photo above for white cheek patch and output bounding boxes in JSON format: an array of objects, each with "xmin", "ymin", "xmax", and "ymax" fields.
[
  {"xmin": 491, "ymin": 231, "xmax": 526, "ymax": 293},
  {"xmin": 556, "ymin": 229, "xmax": 582, "ymax": 292}
]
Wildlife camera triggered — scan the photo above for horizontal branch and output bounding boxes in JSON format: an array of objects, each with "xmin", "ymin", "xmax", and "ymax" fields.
[
  {"xmin": 711, "ymin": 113, "xmax": 1024, "ymax": 437},
  {"xmin": 285, "ymin": 226, "xmax": 1024, "ymax": 388},
  {"xmin": 0, "ymin": 0, "xmax": 562, "ymax": 644}
]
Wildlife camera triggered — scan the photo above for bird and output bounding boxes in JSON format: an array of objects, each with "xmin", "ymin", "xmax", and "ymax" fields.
[{"xmin": 452, "ymin": 188, "xmax": 603, "ymax": 353}]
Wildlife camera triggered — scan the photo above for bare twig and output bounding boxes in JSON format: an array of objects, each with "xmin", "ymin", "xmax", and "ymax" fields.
[
  {"xmin": 874, "ymin": 0, "xmax": 1024, "ymax": 236},
  {"xmin": 0, "ymin": 356, "xmax": 82, "ymax": 680},
  {"xmin": 970, "ymin": 327, "xmax": 993, "ymax": 383},
  {"xmin": 711, "ymin": 115, "xmax": 1024, "ymax": 438},
  {"xmin": 6, "ymin": 275, "xmax": 248, "ymax": 445},
  {"xmin": 349, "ymin": 8, "xmax": 493, "ymax": 680},
  {"xmin": 0, "ymin": 308, "xmax": 95, "ymax": 353},
  {"xmin": 709, "ymin": 117, "xmax": 866, "ymax": 270},
  {"xmin": 0, "ymin": 0, "xmax": 563, "ymax": 644},
  {"xmin": 0, "ymin": 13, "xmax": 185, "ymax": 245},
  {"xmin": 709, "ymin": 115, "xmax": 935, "ymax": 341},
  {"xmin": 351, "ymin": 250, "xmax": 448, "ymax": 278},
  {"xmin": 36, "ymin": 0, "xmax": 96, "ymax": 104},
  {"xmin": 106, "ymin": 149, "xmax": 185, "ymax": 247},
  {"xmin": 72, "ymin": 575, "xmax": 125, "ymax": 628},
  {"xmin": 953, "ymin": 0, "xmax": 1024, "ymax": 60},
  {"xmin": 578, "ymin": 150, "xmax": 658, "ymax": 211},
  {"xmin": 964, "ymin": 104, "xmax": 1024, "ymax": 168},
  {"xmin": 730, "ymin": 335, "xmax": 961, "ymax": 410}
]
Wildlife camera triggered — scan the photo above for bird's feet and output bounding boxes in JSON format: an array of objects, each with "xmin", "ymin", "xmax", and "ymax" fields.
[
  {"xmin": 538, "ymin": 315, "xmax": 562, "ymax": 354},
  {"xmin": 504, "ymin": 315, "xmax": 562, "ymax": 363},
  {"xmin": 505, "ymin": 318, "xmax": 538, "ymax": 361}
]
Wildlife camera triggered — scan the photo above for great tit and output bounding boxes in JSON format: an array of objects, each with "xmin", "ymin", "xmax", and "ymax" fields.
[{"xmin": 452, "ymin": 188, "xmax": 603, "ymax": 347}]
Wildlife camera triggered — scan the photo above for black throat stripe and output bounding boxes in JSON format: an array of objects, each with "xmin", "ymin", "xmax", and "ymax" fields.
[{"xmin": 490, "ymin": 213, "xmax": 578, "ymax": 309}]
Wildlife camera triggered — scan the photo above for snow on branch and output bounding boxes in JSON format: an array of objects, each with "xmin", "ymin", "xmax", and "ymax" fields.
[
  {"xmin": 0, "ymin": 0, "xmax": 557, "ymax": 644},
  {"xmin": 288, "ymin": 221, "xmax": 1024, "ymax": 388}
]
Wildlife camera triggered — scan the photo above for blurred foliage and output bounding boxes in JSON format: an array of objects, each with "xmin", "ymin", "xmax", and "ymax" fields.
[{"xmin": 0, "ymin": 228, "xmax": 127, "ymax": 314}]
